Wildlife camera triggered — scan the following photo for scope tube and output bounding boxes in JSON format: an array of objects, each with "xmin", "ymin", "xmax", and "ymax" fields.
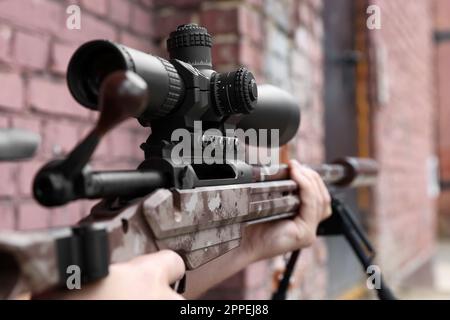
[
  {"xmin": 236, "ymin": 85, "xmax": 301, "ymax": 146},
  {"xmin": 67, "ymin": 41, "xmax": 301, "ymax": 146},
  {"xmin": 67, "ymin": 40, "xmax": 185, "ymax": 121},
  {"xmin": 85, "ymin": 170, "xmax": 169, "ymax": 199}
]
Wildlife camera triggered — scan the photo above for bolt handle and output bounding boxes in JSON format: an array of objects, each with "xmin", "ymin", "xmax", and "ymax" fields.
[
  {"xmin": 33, "ymin": 71, "xmax": 148, "ymax": 207},
  {"xmin": 63, "ymin": 71, "xmax": 148, "ymax": 176}
]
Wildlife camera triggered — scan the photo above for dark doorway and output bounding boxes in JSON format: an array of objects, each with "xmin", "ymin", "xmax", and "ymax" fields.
[{"xmin": 323, "ymin": 0, "xmax": 364, "ymax": 298}]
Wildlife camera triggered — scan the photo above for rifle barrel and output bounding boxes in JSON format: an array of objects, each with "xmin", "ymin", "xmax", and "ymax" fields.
[
  {"xmin": 84, "ymin": 158, "xmax": 377, "ymax": 201},
  {"xmin": 254, "ymin": 157, "xmax": 378, "ymax": 188},
  {"xmin": 86, "ymin": 170, "xmax": 169, "ymax": 199}
]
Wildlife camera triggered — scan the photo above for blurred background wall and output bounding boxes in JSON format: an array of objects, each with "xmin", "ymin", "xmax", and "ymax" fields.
[
  {"xmin": 436, "ymin": 0, "xmax": 450, "ymax": 237},
  {"xmin": 0, "ymin": 0, "xmax": 447, "ymax": 299},
  {"xmin": 368, "ymin": 0, "xmax": 436, "ymax": 287}
]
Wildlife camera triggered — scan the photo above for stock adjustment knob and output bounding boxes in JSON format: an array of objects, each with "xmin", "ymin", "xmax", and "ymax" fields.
[{"xmin": 211, "ymin": 67, "xmax": 258, "ymax": 116}]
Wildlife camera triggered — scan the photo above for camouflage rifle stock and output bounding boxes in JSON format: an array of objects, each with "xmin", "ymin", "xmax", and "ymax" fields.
[{"xmin": 0, "ymin": 156, "xmax": 377, "ymax": 299}]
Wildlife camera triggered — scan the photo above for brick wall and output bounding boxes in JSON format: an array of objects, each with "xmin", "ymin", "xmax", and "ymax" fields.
[
  {"xmin": 0, "ymin": 0, "xmax": 154, "ymax": 230},
  {"xmin": 435, "ymin": 0, "xmax": 450, "ymax": 235},
  {"xmin": 368, "ymin": 0, "xmax": 437, "ymax": 283}
]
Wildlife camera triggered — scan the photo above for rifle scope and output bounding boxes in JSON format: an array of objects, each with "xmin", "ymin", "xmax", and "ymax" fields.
[{"xmin": 67, "ymin": 24, "xmax": 300, "ymax": 146}]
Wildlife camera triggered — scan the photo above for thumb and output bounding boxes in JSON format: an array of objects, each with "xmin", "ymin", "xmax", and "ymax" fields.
[{"xmin": 133, "ymin": 250, "xmax": 186, "ymax": 284}]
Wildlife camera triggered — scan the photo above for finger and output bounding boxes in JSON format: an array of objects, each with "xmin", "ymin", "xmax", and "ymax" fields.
[
  {"xmin": 303, "ymin": 166, "xmax": 323, "ymax": 199},
  {"xmin": 305, "ymin": 167, "xmax": 331, "ymax": 219},
  {"xmin": 317, "ymin": 178, "xmax": 332, "ymax": 219},
  {"xmin": 296, "ymin": 165, "xmax": 323, "ymax": 208},
  {"xmin": 289, "ymin": 160, "xmax": 316, "ymax": 202},
  {"xmin": 133, "ymin": 250, "xmax": 186, "ymax": 284},
  {"xmin": 289, "ymin": 161, "xmax": 321, "ymax": 225},
  {"xmin": 289, "ymin": 160, "xmax": 316, "ymax": 189}
]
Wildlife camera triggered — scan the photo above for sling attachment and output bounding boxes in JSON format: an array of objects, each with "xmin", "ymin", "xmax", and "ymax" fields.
[{"xmin": 56, "ymin": 225, "xmax": 110, "ymax": 288}]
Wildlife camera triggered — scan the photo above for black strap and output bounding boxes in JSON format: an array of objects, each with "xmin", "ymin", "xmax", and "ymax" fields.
[
  {"xmin": 271, "ymin": 250, "xmax": 301, "ymax": 300},
  {"xmin": 332, "ymin": 198, "xmax": 396, "ymax": 300}
]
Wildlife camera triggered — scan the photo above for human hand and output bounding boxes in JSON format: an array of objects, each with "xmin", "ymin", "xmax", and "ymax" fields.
[
  {"xmin": 241, "ymin": 159, "xmax": 332, "ymax": 262},
  {"xmin": 36, "ymin": 250, "xmax": 185, "ymax": 300}
]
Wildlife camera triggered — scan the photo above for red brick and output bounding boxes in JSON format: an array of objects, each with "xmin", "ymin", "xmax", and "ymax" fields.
[
  {"xmin": 245, "ymin": 0, "xmax": 264, "ymax": 8},
  {"xmin": 238, "ymin": 7, "xmax": 263, "ymax": 44},
  {"xmin": 50, "ymin": 42, "xmax": 77, "ymax": 75},
  {"xmin": 140, "ymin": 0, "xmax": 154, "ymax": 8},
  {"xmin": 110, "ymin": 0, "xmax": 131, "ymax": 27},
  {"xmin": 239, "ymin": 40, "xmax": 263, "ymax": 73},
  {"xmin": 212, "ymin": 42, "xmax": 239, "ymax": 66},
  {"xmin": 81, "ymin": 0, "xmax": 109, "ymax": 16},
  {"xmin": 154, "ymin": 11, "xmax": 194, "ymax": 39},
  {"xmin": 58, "ymin": 13, "xmax": 117, "ymax": 45},
  {"xmin": 0, "ymin": 0, "xmax": 62, "ymax": 34},
  {"xmin": 0, "ymin": 201, "xmax": 15, "ymax": 230},
  {"xmin": 108, "ymin": 129, "xmax": 143, "ymax": 159},
  {"xmin": 442, "ymin": 156, "xmax": 450, "ymax": 181},
  {"xmin": 0, "ymin": 24, "xmax": 12, "ymax": 63},
  {"xmin": 154, "ymin": 0, "xmax": 202, "ymax": 7},
  {"xmin": 42, "ymin": 121, "xmax": 79, "ymax": 157},
  {"xmin": 28, "ymin": 77, "xmax": 90, "ymax": 119},
  {"xmin": 11, "ymin": 117, "xmax": 41, "ymax": 136},
  {"xmin": 0, "ymin": 163, "xmax": 17, "ymax": 196},
  {"xmin": 51, "ymin": 202, "xmax": 82, "ymax": 227},
  {"xmin": 119, "ymin": 32, "xmax": 154, "ymax": 53},
  {"xmin": 17, "ymin": 202, "xmax": 51, "ymax": 230},
  {"xmin": 0, "ymin": 116, "xmax": 9, "ymax": 128},
  {"xmin": 13, "ymin": 31, "xmax": 50, "ymax": 70},
  {"xmin": 371, "ymin": 0, "xmax": 436, "ymax": 277},
  {"xmin": 91, "ymin": 159, "xmax": 139, "ymax": 171},
  {"xmin": 200, "ymin": 8, "xmax": 239, "ymax": 35},
  {"xmin": 0, "ymin": 72, "xmax": 24, "ymax": 111},
  {"xmin": 17, "ymin": 160, "xmax": 46, "ymax": 196},
  {"xmin": 435, "ymin": 0, "xmax": 450, "ymax": 30},
  {"xmin": 439, "ymin": 191, "xmax": 450, "ymax": 221},
  {"xmin": 438, "ymin": 42, "xmax": 450, "ymax": 180},
  {"xmin": 130, "ymin": 4, "xmax": 153, "ymax": 36}
]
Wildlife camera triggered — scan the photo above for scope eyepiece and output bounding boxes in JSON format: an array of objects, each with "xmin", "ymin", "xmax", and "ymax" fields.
[
  {"xmin": 67, "ymin": 40, "xmax": 185, "ymax": 121},
  {"xmin": 67, "ymin": 41, "xmax": 129, "ymax": 110}
]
